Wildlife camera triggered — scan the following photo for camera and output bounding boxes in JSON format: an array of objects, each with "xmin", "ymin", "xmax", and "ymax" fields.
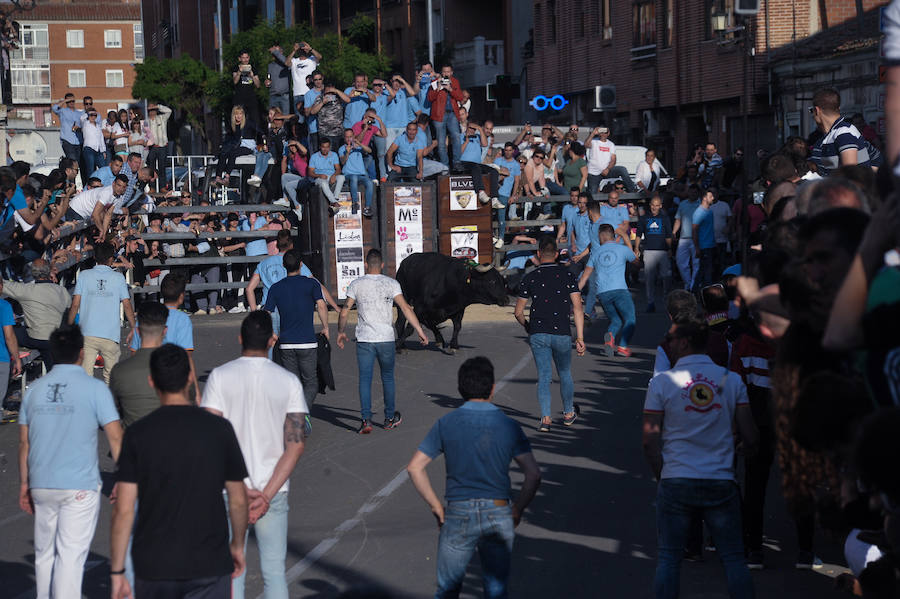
[
  {"xmin": 550, "ymin": 136, "xmax": 559, "ymax": 145},
  {"xmin": 367, "ymin": 118, "xmax": 375, "ymax": 125},
  {"xmin": 441, "ymin": 77, "xmax": 450, "ymax": 86}
]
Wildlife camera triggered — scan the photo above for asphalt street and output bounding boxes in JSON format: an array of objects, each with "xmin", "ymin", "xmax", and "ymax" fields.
[{"xmin": 0, "ymin": 296, "xmax": 852, "ymax": 598}]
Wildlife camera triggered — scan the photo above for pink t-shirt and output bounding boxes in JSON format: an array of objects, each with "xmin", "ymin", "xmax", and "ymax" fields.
[
  {"xmin": 351, "ymin": 121, "xmax": 381, "ymax": 146},
  {"xmin": 266, "ymin": 222, "xmax": 283, "ymax": 255}
]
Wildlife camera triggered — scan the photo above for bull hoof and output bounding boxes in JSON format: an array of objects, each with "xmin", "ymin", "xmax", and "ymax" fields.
[{"xmin": 441, "ymin": 346, "xmax": 456, "ymax": 355}]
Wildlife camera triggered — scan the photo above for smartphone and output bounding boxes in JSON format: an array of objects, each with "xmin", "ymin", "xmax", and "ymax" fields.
[{"xmin": 752, "ymin": 191, "xmax": 765, "ymax": 205}]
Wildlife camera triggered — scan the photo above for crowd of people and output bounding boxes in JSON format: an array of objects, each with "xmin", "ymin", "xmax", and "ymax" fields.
[{"xmin": 1, "ymin": 39, "xmax": 897, "ymax": 598}]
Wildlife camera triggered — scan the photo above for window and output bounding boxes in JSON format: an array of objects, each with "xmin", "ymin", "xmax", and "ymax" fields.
[
  {"xmin": 10, "ymin": 24, "xmax": 49, "ymax": 60},
  {"xmin": 664, "ymin": 0, "xmax": 674, "ymax": 47},
  {"xmin": 106, "ymin": 69, "xmax": 124, "ymax": 87},
  {"xmin": 632, "ymin": 1, "xmax": 656, "ymax": 48},
  {"xmin": 133, "ymin": 23, "xmax": 144, "ymax": 59},
  {"xmin": 600, "ymin": 0, "xmax": 612, "ymax": 40},
  {"xmin": 68, "ymin": 70, "xmax": 86, "ymax": 88},
  {"xmin": 547, "ymin": 0, "xmax": 557, "ymax": 45},
  {"xmin": 104, "ymin": 29, "xmax": 122, "ymax": 48},
  {"xmin": 10, "ymin": 65, "xmax": 50, "ymax": 103},
  {"xmin": 66, "ymin": 29, "xmax": 84, "ymax": 48}
]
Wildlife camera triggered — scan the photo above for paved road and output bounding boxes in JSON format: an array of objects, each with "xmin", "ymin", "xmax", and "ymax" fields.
[{"xmin": 0, "ymin": 299, "xmax": 850, "ymax": 598}]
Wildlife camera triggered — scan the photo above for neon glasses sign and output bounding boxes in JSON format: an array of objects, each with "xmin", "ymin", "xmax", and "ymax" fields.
[{"xmin": 529, "ymin": 94, "xmax": 569, "ymax": 111}]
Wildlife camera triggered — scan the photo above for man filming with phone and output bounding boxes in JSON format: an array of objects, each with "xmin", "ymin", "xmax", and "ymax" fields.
[{"xmin": 232, "ymin": 49, "xmax": 261, "ymax": 127}]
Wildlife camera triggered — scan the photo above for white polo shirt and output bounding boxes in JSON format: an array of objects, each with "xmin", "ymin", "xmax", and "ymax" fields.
[
  {"xmin": 201, "ymin": 356, "xmax": 309, "ymax": 494},
  {"xmin": 643, "ymin": 354, "xmax": 749, "ymax": 481}
]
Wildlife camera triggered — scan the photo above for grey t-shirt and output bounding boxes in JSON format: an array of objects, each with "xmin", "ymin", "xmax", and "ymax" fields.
[
  {"xmin": 346, "ymin": 274, "xmax": 402, "ymax": 343},
  {"xmin": 109, "ymin": 348, "xmax": 159, "ymax": 427},
  {"xmin": 2, "ymin": 280, "xmax": 71, "ymax": 341}
]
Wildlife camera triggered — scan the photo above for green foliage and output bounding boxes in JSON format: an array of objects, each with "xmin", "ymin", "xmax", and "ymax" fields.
[
  {"xmin": 414, "ymin": 41, "xmax": 455, "ymax": 70},
  {"xmin": 132, "ymin": 55, "xmax": 214, "ymax": 132},
  {"xmin": 347, "ymin": 14, "xmax": 375, "ymax": 52}
]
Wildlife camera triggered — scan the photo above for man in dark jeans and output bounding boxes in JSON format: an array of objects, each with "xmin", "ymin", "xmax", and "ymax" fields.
[
  {"xmin": 407, "ymin": 357, "xmax": 542, "ymax": 598},
  {"xmin": 459, "ymin": 121, "xmax": 497, "ymax": 205},
  {"xmin": 263, "ymin": 249, "xmax": 330, "ymax": 413}
]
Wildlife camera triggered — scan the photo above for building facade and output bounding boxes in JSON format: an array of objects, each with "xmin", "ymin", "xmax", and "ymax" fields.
[{"xmin": 7, "ymin": 0, "xmax": 142, "ymax": 128}]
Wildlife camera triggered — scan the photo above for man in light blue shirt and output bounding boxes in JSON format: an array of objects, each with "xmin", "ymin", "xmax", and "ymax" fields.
[
  {"xmin": 303, "ymin": 71, "xmax": 325, "ymax": 150},
  {"xmin": 492, "ymin": 142, "xmax": 522, "ymax": 247},
  {"xmin": 339, "ymin": 128, "xmax": 375, "ymax": 216},
  {"xmin": 68, "ymin": 242, "xmax": 136, "ymax": 382},
  {"xmin": 342, "ymin": 74, "xmax": 375, "ymax": 128},
  {"xmin": 92, "ymin": 155, "xmax": 124, "ymax": 186},
  {"xmin": 129, "ymin": 274, "xmax": 194, "ymax": 351},
  {"xmin": 599, "ymin": 190, "xmax": 631, "ymax": 235},
  {"xmin": 459, "ymin": 122, "xmax": 497, "ymax": 205},
  {"xmin": 691, "ymin": 189, "xmax": 718, "ymax": 291},
  {"xmin": 18, "ymin": 324, "xmax": 123, "ymax": 598},
  {"xmin": 384, "ymin": 75, "xmax": 416, "ymax": 141},
  {"xmin": 578, "ymin": 223, "xmax": 639, "ymax": 358},
  {"xmin": 415, "ymin": 64, "xmax": 434, "ymax": 116},
  {"xmin": 386, "ymin": 122, "xmax": 427, "ymax": 182},
  {"xmin": 673, "ymin": 184, "xmax": 702, "ymax": 290},
  {"xmin": 51, "ymin": 93, "xmax": 84, "ymax": 162},
  {"xmin": 307, "ymin": 139, "xmax": 344, "ymax": 206},
  {"xmin": 557, "ymin": 188, "xmax": 580, "ymax": 250}
]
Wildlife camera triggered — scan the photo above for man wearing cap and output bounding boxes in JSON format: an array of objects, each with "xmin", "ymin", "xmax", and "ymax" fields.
[
  {"xmin": 51, "ymin": 93, "xmax": 84, "ymax": 162},
  {"xmin": 585, "ymin": 126, "xmax": 636, "ymax": 194},
  {"xmin": 145, "ymin": 104, "xmax": 172, "ymax": 189}
]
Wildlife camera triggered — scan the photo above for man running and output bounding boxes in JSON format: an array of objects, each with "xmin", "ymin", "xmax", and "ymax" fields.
[
  {"xmin": 515, "ymin": 236, "xmax": 585, "ymax": 431},
  {"xmin": 336, "ymin": 249, "xmax": 427, "ymax": 434},
  {"xmin": 407, "ymin": 356, "xmax": 542, "ymax": 598},
  {"xmin": 201, "ymin": 311, "xmax": 308, "ymax": 599}
]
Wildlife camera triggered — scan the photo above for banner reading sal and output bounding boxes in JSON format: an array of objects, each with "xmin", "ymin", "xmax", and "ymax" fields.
[
  {"xmin": 333, "ymin": 192, "xmax": 365, "ymax": 299},
  {"xmin": 394, "ymin": 186, "xmax": 423, "ymax": 267}
]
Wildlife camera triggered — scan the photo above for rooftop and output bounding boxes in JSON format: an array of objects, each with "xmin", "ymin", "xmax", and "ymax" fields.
[{"xmin": 1, "ymin": 0, "xmax": 140, "ymax": 21}]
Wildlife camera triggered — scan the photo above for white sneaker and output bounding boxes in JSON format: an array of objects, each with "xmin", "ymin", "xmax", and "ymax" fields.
[
  {"xmin": 273, "ymin": 197, "xmax": 290, "ymax": 207},
  {"xmin": 247, "ymin": 175, "xmax": 262, "ymax": 187},
  {"xmin": 193, "ymin": 309, "xmax": 208, "ymax": 316},
  {"xmin": 540, "ymin": 186, "xmax": 550, "ymax": 197},
  {"xmin": 494, "ymin": 237, "xmax": 505, "ymax": 249},
  {"xmin": 537, "ymin": 213, "xmax": 552, "ymax": 221},
  {"xmin": 228, "ymin": 304, "xmax": 246, "ymax": 314},
  {"xmin": 293, "ymin": 207, "xmax": 303, "ymax": 221},
  {"xmin": 491, "ymin": 198, "xmax": 504, "ymax": 209},
  {"xmin": 478, "ymin": 190, "xmax": 490, "ymax": 204}
]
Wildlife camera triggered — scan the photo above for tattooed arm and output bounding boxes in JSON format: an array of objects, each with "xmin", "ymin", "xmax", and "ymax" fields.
[{"xmin": 249, "ymin": 412, "xmax": 307, "ymax": 522}]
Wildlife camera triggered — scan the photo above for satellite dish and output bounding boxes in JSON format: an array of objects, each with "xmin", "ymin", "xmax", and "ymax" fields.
[{"xmin": 8, "ymin": 132, "xmax": 48, "ymax": 166}]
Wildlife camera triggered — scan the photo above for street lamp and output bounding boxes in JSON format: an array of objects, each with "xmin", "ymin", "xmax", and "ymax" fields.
[{"xmin": 712, "ymin": 11, "xmax": 728, "ymax": 34}]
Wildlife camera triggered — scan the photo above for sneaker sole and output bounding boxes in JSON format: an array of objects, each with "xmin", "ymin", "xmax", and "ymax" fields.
[
  {"xmin": 747, "ymin": 563, "xmax": 764, "ymax": 570},
  {"xmin": 563, "ymin": 415, "xmax": 577, "ymax": 426},
  {"xmin": 385, "ymin": 417, "xmax": 402, "ymax": 429}
]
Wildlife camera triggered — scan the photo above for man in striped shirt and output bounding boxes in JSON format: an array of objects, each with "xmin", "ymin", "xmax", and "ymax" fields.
[{"xmin": 809, "ymin": 88, "xmax": 879, "ymax": 176}]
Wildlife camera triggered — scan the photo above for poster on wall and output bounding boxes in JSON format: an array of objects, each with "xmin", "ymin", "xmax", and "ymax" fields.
[
  {"xmin": 450, "ymin": 225, "xmax": 478, "ymax": 262},
  {"xmin": 449, "ymin": 176, "xmax": 477, "ymax": 211},
  {"xmin": 333, "ymin": 192, "xmax": 365, "ymax": 299},
  {"xmin": 393, "ymin": 186, "xmax": 423, "ymax": 267}
]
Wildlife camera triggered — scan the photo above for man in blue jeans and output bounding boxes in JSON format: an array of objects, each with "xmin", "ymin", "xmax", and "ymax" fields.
[
  {"xmin": 337, "ymin": 249, "xmax": 427, "ymax": 434},
  {"xmin": 491, "ymin": 142, "xmax": 522, "ymax": 249},
  {"xmin": 578, "ymin": 223, "xmax": 639, "ymax": 357},
  {"xmin": 515, "ymin": 236, "xmax": 585, "ymax": 431},
  {"xmin": 642, "ymin": 315, "xmax": 758, "ymax": 599},
  {"xmin": 407, "ymin": 356, "xmax": 542, "ymax": 599}
]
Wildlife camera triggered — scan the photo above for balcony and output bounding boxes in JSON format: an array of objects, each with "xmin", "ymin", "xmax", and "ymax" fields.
[{"xmin": 453, "ymin": 37, "xmax": 503, "ymax": 88}]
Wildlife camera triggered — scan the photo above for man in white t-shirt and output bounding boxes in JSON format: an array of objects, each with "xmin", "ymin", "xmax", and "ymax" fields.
[
  {"xmin": 66, "ymin": 175, "xmax": 127, "ymax": 225},
  {"xmin": 642, "ymin": 316, "xmax": 758, "ymax": 598},
  {"xmin": 337, "ymin": 249, "xmax": 427, "ymax": 434},
  {"xmin": 201, "ymin": 311, "xmax": 308, "ymax": 599},
  {"xmin": 585, "ymin": 126, "xmax": 636, "ymax": 193},
  {"xmin": 290, "ymin": 41, "xmax": 322, "ymax": 118}
]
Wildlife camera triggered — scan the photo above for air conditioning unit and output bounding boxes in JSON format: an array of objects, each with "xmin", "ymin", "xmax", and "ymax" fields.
[
  {"xmin": 735, "ymin": 0, "xmax": 760, "ymax": 15},
  {"xmin": 593, "ymin": 85, "xmax": 616, "ymax": 112},
  {"xmin": 643, "ymin": 110, "xmax": 659, "ymax": 136}
]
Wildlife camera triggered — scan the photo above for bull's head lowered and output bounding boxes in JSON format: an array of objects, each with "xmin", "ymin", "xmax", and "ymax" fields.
[{"xmin": 467, "ymin": 263, "xmax": 509, "ymax": 307}]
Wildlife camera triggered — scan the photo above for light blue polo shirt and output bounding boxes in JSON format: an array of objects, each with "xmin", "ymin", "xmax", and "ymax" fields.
[
  {"xmin": 92, "ymin": 166, "xmax": 116, "ymax": 186},
  {"xmin": 73, "ymin": 265, "xmax": 129, "ymax": 341},
  {"xmin": 493, "ymin": 157, "xmax": 520, "ymax": 197},
  {"xmin": 590, "ymin": 241, "xmax": 636, "ymax": 294},
  {"xmin": 599, "ymin": 204, "xmax": 630, "ymax": 229},
  {"xmin": 562, "ymin": 203, "xmax": 579, "ymax": 239},
  {"xmin": 460, "ymin": 135, "xmax": 483, "ymax": 163},
  {"xmin": 241, "ymin": 216, "xmax": 269, "ymax": 257},
  {"xmin": 20, "ymin": 364, "xmax": 120, "ymax": 490},
  {"xmin": 52, "ymin": 105, "xmax": 84, "ymax": 145},
  {"xmin": 343, "ymin": 87, "xmax": 371, "ymax": 128},
  {"xmin": 304, "ymin": 88, "xmax": 322, "ymax": 133},
  {"xmin": 572, "ymin": 211, "xmax": 593, "ymax": 254},
  {"xmin": 372, "ymin": 88, "xmax": 390, "ymax": 120},
  {"xmin": 384, "ymin": 88, "xmax": 411, "ymax": 128},
  {"xmin": 339, "ymin": 144, "xmax": 367, "ymax": 176},
  {"xmin": 130, "ymin": 306, "xmax": 194, "ymax": 351},
  {"xmin": 393, "ymin": 133, "xmax": 427, "ymax": 168},
  {"xmin": 692, "ymin": 204, "xmax": 717, "ymax": 250},
  {"xmin": 309, "ymin": 150, "xmax": 339, "ymax": 176},
  {"xmin": 257, "ymin": 252, "xmax": 312, "ymax": 305},
  {"xmin": 676, "ymin": 199, "xmax": 701, "ymax": 240},
  {"xmin": 0, "ymin": 299, "xmax": 14, "ymax": 362}
]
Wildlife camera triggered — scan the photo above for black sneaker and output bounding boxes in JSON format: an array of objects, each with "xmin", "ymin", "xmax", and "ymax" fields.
[
  {"xmin": 795, "ymin": 551, "xmax": 822, "ymax": 570},
  {"xmin": 351, "ymin": 202, "xmax": 359, "ymax": 214},
  {"xmin": 384, "ymin": 412, "xmax": 402, "ymax": 429},
  {"xmin": 747, "ymin": 550, "xmax": 764, "ymax": 570},
  {"xmin": 363, "ymin": 207, "xmax": 373, "ymax": 218},
  {"xmin": 357, "ymin": 419, "xmax": 373, "ymax": 434}
]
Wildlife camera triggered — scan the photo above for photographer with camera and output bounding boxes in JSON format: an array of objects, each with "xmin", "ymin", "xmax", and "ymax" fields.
[
  {"xmin": 232, "ymin": 49, "xmax": 261, "ymax": 129},
  {"xmin": 339, "ymin": 128, "xmax": 374, "ymax": 217},
  {"xmin": 425, "ymin": 65, "xmax": 466, "ymax": 170},
  {"xmin": 351, "ymin": 107, "xmax": 386, "ymax": 180}
]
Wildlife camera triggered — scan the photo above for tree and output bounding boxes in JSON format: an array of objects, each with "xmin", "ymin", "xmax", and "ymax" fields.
[{"xmin": 132, "ymin": 55, "xmax": 215, "ymax": 138}]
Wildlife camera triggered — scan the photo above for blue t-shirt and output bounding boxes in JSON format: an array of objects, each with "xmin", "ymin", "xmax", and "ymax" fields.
[
  {"xmin": 0, "ymin": 299, "xmax": 14, "ymax": 362},
  {"xmin": 562, "ymin": 203, "xmax": 579, "ymax": 240},
  {"xmin": 692, "ymin": 204, "xmax": 717, "ymax": 250},
  {"xmin": 338, "ymin": 144, "xmax": 367, "ymax": 176},
  {"xmin": 493, "ymin": 157, "xmax": 520, "ymax": 196},
  {"xmin": 73, "ymin": 265, "xmax": 130, "ymax": 342},
  {"xmin": 92, "ymin": 166, "xmax": 116, "ymax": 186},
  {"xmin": 20, "ymin": 364, "xmax": 120, "ymax": 490},
  {"xmin": 309, "ymin": 150, "xmax": 339, "ymax": 176},
  {"xmin": 264, "ymin": 275, "xmax": 323, "ymax": 346},
  {"xmin": 372, "ymin": 88, "xmax": 390, "ymax": 120},
  {"xmin": 589, "ymin": 241, "xmax": 636, "ymax": 294},
  {"xmin": 303, "ymin": 88, "xmax": 322, "ymax": 133},
  {"xmin": 343, "ymin": 87, "xmax": 371, "ymax": 128},
  {"xmin": 638, "ymin": 214, "xmax": 673, "ymax": 251},
  {"xmin": 241, "ymin": 216, "xmax": 269, "ymax": 257},
  {"xmin": 392, "ymin": 133, "xmax": 426, "ymax": 168},
  {"xmin": 675, "ymin": 199, "xmax": 700, "ymax": 240},
  {"xmin": 383, "ymin": 88, "xmax": 411, "ymax": 128},
  {"xmin": 599, "ymin": 204, "xmax": 629, "ymax": 229},
  {"xmin": 459, "ymin": 135, "xmax": 483, "ymax": 163},
  {"xmin": 418, "ymin": 401, "xmax": 531, "ymax": 501},
  {"xmin": 572, "ymin": 211, "xmax": 593, "ymax": 253},
  {"xmin": 130, "ymin": 306, "xmax": 194, "ymax": 351},
  {"xmin": 257, "ymin": 253, "xmax": 312, "ymax": 304}
]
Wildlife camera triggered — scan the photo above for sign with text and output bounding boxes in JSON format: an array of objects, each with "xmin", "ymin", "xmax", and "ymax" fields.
[
  {"xmin": 449, "ymin": 176, "xmax": 477, "ymax": 211},
  {"xmin": 393, "ymin": 186, "xmax": 423, "ymax": 267},
  {"xmin": 450, "ymin": 225, "xmax": 479, "ymax": 262},
  {"xmin": 333, "ymin": 192, "xmax": 365, "ymax": 299}
]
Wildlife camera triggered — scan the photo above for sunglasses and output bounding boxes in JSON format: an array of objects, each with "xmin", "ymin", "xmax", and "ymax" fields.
[
  {"xmin": 807, "ymin": 106, "xmax": 816, "ymax": 114},
  {"xmin": 534, "ymin": 155, "xmax": 545, "ymax": 159}
]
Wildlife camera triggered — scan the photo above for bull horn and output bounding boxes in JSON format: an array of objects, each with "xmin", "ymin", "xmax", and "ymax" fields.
[{"xmin": 473, "ymin": 263, "xmax": 494, "ymax": 272}]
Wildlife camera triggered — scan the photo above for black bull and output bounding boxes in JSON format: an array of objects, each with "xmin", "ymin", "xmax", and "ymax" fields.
[{"xmin": 395, "ymin": 253, "xmax": 510, "ymax": 353}]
